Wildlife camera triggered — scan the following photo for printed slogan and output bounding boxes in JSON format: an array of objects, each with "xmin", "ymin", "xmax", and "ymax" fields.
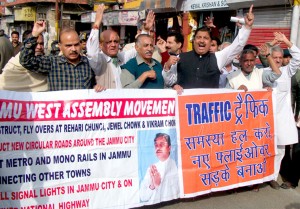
[
  {"xmin": 179, "ymin": 91, "xmax": 275, "ymax": 196},
  {"xmin": 0, "ymin": 89, "xmax": 275, "ymax": 208}
]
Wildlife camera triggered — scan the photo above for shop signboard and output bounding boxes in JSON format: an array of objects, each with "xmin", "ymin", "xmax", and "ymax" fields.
[
  {"xmin": 81, "ymin": 12, "xmax": 92, "ymax": 23},
  {"xmin": 14, "ymin": 6, "xmax": 36, "ymax": 21},
  {"xmin": 182, "ymin": 0, "xmax": 228, "ymax": 11},
  {"xmin": 103, "ymin": 11, "xmax": 119, "ymax": 26},
  {"xmin": 119, "ymin": 11, "xmax": 139, "ymax": 25}
]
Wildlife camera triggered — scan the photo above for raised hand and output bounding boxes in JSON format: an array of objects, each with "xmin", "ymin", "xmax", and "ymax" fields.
[
  {"xmin": 259, "ymin": 43, "xmax": 270, "ymax": 57},
  {"xmin": 204, "ymin": 16, "xmax": 216, "ymax": 28},
  {"xmin": 156, "ymin": 37, "xmax": 166, "ymax": 53},
  {"xmin": 32, "ymin": 21, "xmax": 46, "ymax": 37},
  {"xmin": 272, "ymin": 32, "xmax": 292, "ymax": 48},
  {"xmin": 274, "ymin": 32, "xmax": 287, "ymax": 43},
  {"xmin": 165, "ymin": 56, "xmax": 180, "ymax": 70},
  {"xmin": 244, "ymin": 4, "xmax": 254, "ymax": 29},
  {"xmin": 144, "ymin": 10, "xmax": 155, "ymax": 32},
  {"xmin": 94, "ymin": 4, "xmax": 106, "ymax": 27}
]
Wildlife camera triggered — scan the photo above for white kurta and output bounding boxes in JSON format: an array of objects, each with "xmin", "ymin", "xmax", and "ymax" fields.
[
  {"xmin": 265, "ymin": 44, "xmax": 300, "ymax": 145},
  {"xmin": 140, "ymin": 157, "xmax": 179, "ymax": 204},
  {"xmin": 86, "ymin": 29, "xmax": 137, "ymax": 89}
]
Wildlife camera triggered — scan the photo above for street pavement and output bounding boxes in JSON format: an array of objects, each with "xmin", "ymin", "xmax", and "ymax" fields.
[{"xmin": 138, "ymin": 178, "xmax": 300, "ymax": 209}]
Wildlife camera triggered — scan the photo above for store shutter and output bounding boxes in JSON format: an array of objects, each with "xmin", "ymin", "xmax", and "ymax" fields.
[{"xmin": 245, "ymin": 6, "xmax": 292, "ymax": 48}]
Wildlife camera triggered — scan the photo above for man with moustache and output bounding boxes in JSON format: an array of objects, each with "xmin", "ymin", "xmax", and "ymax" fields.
[
  {"xmin": 120, "ymin": 34, "xmax": 164, "ymax": 89},
  {"xmin": 0, "ymin": 30, "xmax": 48, "ymax": 91},
  {"xmin": 140, "ymin": 133, "xmax": 179, "ymax": 203},
  {"xmin": 122, "ymin": 19, "xmax": 162, "ymax": 63},
  {"xmin": 163, "ymin": 5, "xmax": 254, "ymax": 93},
  {"xmin": 264, "ymin": 32, "xmax": 300, "ymax": 189},
  {"xmin": 11, "ymin": 31, "xmax": 22, "ymax": 56},
  {"xmin": 157, "ymin": 31, "xmax": 184, "ymax": 68},
  {"xmin": 209, "ymin": 36, "xmax": 222, "ymax": 53},
  {"xmin": 87, "ymin": 5, "xmax": 155, "ymax": 89},
  {"xmin": 226, "ymin": 43, "xmax": 281, "ymax": 91},
  {"xmin": 20, "ymin": 21, "xmax": 96, "ymax": 91},
  {"xmin": 158, "ymin": 16, "xmax": 214, "ymax": 70}
]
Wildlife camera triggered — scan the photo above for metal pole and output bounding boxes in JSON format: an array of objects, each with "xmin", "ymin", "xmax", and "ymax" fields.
[
  {"xmin": 291, "ymin": 0, "xmax": 300, "ymax": 46},
  {"xmin": 60, "ymin": 0, "xmax": 63, "ymax": 31},
  {"xmin": 55, "ymin": 0, "xmax": 60, "ymax": 40}
]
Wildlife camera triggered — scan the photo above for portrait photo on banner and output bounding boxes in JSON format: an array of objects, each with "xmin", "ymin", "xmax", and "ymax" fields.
[{"xmin": 137, "ymin": 129, "xmax": 179, "ymax": 204}]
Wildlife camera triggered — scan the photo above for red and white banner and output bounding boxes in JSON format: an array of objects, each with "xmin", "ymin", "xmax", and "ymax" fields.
[{"xmin": 0, "ymin": 89, "xmax": 275, "ymax": 208}]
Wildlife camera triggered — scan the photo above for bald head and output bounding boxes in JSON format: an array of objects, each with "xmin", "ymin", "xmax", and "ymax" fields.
[
  {"xmin": 59, "ymin": 28, "xmax": 79, "ymax": 43},
  {"xmin": 100, "ymin": 30, "xmax": 120, "ymax": 57},
  {"xmin": 100, "ymin": 30, "xmax": 118, "ymax": 42}
]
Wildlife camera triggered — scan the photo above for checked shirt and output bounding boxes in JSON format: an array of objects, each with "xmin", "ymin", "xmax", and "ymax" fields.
[{"xmin": 20, "ymin": 36, "xmax": 95, "ymax": 91}]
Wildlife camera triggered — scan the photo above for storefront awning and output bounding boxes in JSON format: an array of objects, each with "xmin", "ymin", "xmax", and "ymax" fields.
[
  {"xmin": 226, "ymin": 0, "xmax": 286, "ymax": 10},
  {"xmin": 139, "ymin": 0, "xmax": 179, "ymax": 12}
]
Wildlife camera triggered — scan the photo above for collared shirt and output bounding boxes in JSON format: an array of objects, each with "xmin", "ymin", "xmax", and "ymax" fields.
[
  {"xmin": 86, "ymin": 29, "xmax": 137, "ymax": 89},
  {"xmin": 219, "ymin": 64, "xmax": 238, "ymax": 88},
  {"xmin": 20, "ymin": 36, "xmax": 95, "ymax": 91},
  {"xmin": 12, "ymin": 41, "xmax": 22, "ymax": 56},
  {"xmin": 120, "ymin": 54, "xmax": 164, "ymax": 89}
]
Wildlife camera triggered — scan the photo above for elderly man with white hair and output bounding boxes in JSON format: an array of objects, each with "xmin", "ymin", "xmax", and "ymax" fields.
[{"xmin": 264, "ymin": 32, "xmax": 300, "ymax": 189}]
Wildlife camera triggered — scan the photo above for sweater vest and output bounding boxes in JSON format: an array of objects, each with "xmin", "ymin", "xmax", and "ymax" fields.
[
  {"xmin": 96, "ymin": 62, "xmax": 117, "ymax": 89},
  {"xmin": 227, "ymin": 68, "xmax": 263, "ymax": 90},
  {"xmin": 122, "ymin": 58, "xmax": 164, "ymax": 89}
]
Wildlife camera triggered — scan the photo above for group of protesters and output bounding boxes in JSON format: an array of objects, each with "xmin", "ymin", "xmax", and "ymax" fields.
[{"xmin": 0, "ymin": 4, "xmax": 299, "ymax": 191}]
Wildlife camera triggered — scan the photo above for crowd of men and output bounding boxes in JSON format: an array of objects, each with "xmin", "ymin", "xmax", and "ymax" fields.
[{"xmin": 0, "ymin": 4, "xmax": 299, "ymax": 191}]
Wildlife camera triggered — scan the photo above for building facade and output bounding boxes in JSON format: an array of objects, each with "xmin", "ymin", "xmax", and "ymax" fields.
[{"xmin": 0, "ymin": 0, "xmax": 295, "ymax": 52}]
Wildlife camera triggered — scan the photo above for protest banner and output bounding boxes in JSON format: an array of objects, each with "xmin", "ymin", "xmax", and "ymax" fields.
[
  {"xmin": 0, "ymin": 88, "xmax": 276, "ymax": 208},
  {"xmin": 0, "ymin": 89, "xmax": 178, "ymax": 208},
  {"xmin": 178, "ymin": 89, "xmax": 275, "ymax": 197}
]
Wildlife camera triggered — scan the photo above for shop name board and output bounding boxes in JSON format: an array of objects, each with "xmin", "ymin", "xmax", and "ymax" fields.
[
  {"xmin": 183, "ymin": 0, "xmax": 228, "ymax": 11},
  {"xmin": 81, "ymin": 13, "xmax": 92, "ymax": 23},
  {"xmin": 14, "ymin": 7, "xmax": 36, "ymax": 21},
  {"xmin": 102, "ymin": 11, "xmax": 139, "ymax": 26},
  {"xmin": 4, "ymin": 15, "xmax": 14, "ymax": 23},
  {"xmin": 81, "ymin": 12, "xmax": 96, "ymax": 23}
]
